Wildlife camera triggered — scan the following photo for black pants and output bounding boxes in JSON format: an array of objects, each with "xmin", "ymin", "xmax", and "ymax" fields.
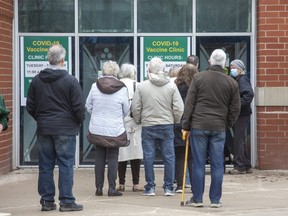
[
  {"xmin": 232, "ymin": 115, "xmax": 252, "ymax": 172},
  {"xmin": 94, "ymin": 145, "xmax": 119, "ymax": 190},
  {"xmin": 118, "ymin": 159, "xmax": 141, "ymax": 185},
  {"xmin": 175, "ymin": 145, "xmax": 192, "ymax": 188}
]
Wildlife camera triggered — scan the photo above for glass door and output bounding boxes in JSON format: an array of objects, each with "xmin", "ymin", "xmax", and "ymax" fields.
[{"xmin": 79, "ymin": 36, "xmax": 134, "ymax": 165}]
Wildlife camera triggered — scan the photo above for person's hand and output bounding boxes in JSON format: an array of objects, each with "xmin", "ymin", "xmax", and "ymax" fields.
[
  {"xmin": 181, "ymin": 130, "xmax": 190, "ymax": 140},
  {"xmin": 0, "ymin": 124, "xmax": 3, "ymax": 134}
]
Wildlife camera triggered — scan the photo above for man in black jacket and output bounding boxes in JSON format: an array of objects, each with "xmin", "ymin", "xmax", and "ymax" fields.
[
  {"xmin": 182, "ymin": 49, "xmax": 240, "ymax": 208},
  {"xmin": 26, "ymin": 44, "xmax": 85, "ymax": 212},
  {"xmin": 228, "ymin": 59, "xmax": 254, "ymax": 174}
]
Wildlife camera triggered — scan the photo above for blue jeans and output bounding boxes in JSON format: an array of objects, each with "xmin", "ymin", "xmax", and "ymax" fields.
[
  {"xmin": 38, "ymin": 135, "xmax": 76, "ymax": 205},
  {"xmin": 190, "ymin": 129, "xmax": 225, "ymax": 203},
  {"xmin": 142, "ymin": 124, "xmax": 175, "ymax": 191}
]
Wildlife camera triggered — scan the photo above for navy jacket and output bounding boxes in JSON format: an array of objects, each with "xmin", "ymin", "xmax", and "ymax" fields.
[
  {"xmin": 236, "ymin": 75, "xmax": 254, "ymax": 116},
  {"xmin": 26, "ymin": 68, "xmax": 85, "ymax": 135}
]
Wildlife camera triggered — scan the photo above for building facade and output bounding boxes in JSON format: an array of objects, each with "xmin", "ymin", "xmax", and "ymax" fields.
[{"xmin": 0, "ymin": 0, "xmax": 287, "ymax": 174}]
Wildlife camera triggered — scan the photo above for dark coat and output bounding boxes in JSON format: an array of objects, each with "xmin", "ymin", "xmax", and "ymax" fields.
[
  {"xmin": 236, "ymin": 75, "xmax": 254, "ymax": 116},
  {"xmin": 182, "ymin": 65, "xmax": 240, "ymax": 131},
  {"xmin": 26, "ymin": 68, "xmax": 85, "ymax": 135},
  {"xmin": 174, "ymin": 82, "xmax": 189, "ymax": 146}
]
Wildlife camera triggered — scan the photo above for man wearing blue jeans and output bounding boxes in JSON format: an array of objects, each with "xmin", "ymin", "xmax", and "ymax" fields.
[
  {"xmin": 182, "ymin": 49, "xmax": 240, "ymax": 208},
  {"xmin": 132, "ymin": 57, "xmax": 183, "ymax": 196},
  {"xmin": 26, "ymin": 44, "xmax": 85, "ymax": 212}
]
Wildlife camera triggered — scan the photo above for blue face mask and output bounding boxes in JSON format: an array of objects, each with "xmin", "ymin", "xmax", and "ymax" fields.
[{"xmin": 230, "ymin": 68, "xmax": 238, "ymax": 78}]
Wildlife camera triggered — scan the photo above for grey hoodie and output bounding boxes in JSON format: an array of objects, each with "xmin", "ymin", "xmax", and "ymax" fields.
[{"xmin": 131, "ymin": 71, "xmax": 184, "ymax": 127}]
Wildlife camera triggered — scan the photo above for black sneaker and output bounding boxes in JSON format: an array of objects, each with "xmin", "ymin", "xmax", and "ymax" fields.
[
  {"xmin": 185, "ymin": 199, "xmax": 204, "ymax": 207},
  {"xmin": 59, "ymin": 202, "xmax": 83, "ymax": 212},
  {"xmin": 108, "ymin": 188, "xmax": 123, "ymax": 196},
  {"xmin": 40, "ymin": 200, "xmax": 56, "ymax": 211}
]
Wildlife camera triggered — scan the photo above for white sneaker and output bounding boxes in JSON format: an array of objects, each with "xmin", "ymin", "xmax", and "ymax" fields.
[
  {"xmin": 210, "ymin": 202, "xmax": 221, "ymax": 208},
  {"xmin": 142, "ymin": 188, "xmax": 155, "ymax": 196},
  {"xmin": 164, "ymin": 189, "xmax": 175, "ymax": 196}
]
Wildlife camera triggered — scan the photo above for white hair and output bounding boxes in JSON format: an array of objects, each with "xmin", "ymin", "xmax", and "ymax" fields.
[
  {"xmin": 209, "ymin": 49, "xmax": 226, "ymax": 68},
  {"xmin": 148, "ymin": 57, "xmax": 165, "ymax": 74},
  {"xmin": 47, "ymin": 44, "xmax": 66, "ymax": 65},
  {"xmin": 102, "ymin": 61, "xmax": 120, "ymax": 76},
  {"xmin": 118, "ymin": 63, "xmax": 136, "ymax": 79}
]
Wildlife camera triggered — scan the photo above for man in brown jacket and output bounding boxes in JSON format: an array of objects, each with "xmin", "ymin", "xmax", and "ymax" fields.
[{"xmin": 182, "ymin": 49, "xmax": 240, "ymax": 208}]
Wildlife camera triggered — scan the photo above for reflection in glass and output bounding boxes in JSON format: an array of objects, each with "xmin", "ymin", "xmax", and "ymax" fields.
[
  {"xmin": 79, "ymin": 0, "xmax": 133, "ymax": 33},
  {"xmin": 196, "ymin": 36, "xmax": 250, "ymax": 77},
  {"xmin": 79, "ymin": 37, "xmax": 133, "ymax": 164},
  {"xmin": 138, "ymin": 0, "xmax": 192, "ymax": 33},
  {"xmin": 20, "ymin": 107, "xmax": 38, "ymax": 165},
  {"xmin": 18, "ymin": 0, "xmax": 74, "ymax": 33},
  {"xmin": 196, "ymin": 0, "xmax": 252, "ymax": 32}
]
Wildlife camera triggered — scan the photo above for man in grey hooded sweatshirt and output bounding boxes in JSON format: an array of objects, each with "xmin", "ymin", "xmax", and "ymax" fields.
[{"xmin": 131, "ymin": 57, "xmax": 184, "ymax": 196}]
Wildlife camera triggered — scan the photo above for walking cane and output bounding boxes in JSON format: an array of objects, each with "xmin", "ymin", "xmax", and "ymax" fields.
[{"xmin": 180, "ymin": 130, "xmax": 190, "ymax": 206}]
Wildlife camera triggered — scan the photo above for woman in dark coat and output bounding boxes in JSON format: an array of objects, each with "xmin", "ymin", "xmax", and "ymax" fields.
[{"xmin": 173, "ymin": 64, "xmax": 198, "ymax": 192}]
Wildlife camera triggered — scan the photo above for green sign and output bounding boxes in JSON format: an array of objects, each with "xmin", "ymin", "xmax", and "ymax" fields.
[
  {"xmin": 21, "ymin": 36, "xmax": 70, "ymax": 105},
  {"xmin": 141, "ymin": 37, "xmax": 190, "ymax": 80}
]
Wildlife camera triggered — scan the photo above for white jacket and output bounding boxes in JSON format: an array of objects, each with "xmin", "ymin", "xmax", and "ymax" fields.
[
  {"xmin": 86, "ymin": 76, "xmax": 130, "ymax": 137},
  {"xmin": 118, "ymin": 78, "xmax": 143, "ymax": 161}
]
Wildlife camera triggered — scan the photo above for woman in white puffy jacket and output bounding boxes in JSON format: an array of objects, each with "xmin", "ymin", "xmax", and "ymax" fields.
[{"xmin": 86, "ymin": 61, "xmax": 129, "ymax": 197}]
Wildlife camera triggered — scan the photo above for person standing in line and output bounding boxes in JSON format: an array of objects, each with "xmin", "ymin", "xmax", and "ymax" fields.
[
  {"xmin": 131, "ymin": 57, "xmax": 184, "ymax": 196},
  {"xmin": 86, "ymin": 61, "xmax": 130, "ymax": 197},
  {"xmin": 184, "ymin": 54, "xmax": 200, "ymax": 188},
  {"xmin": 173, "ymin": 64, "xmax": 198, "ymax": 193},
  {"xmin": 117, "ymin": 63, "xmax": 144, "ymax": 192},
  {"xmin": 186, "ymin": 55, "xmax": 199, "ymax": 69},
  {"xmin": 168, "ymin": 65, "xmax": 180, "ymax": 82},
  {"xmin": 0, "ymin": 94, "xmax": 10, "ymax": 134},
  {"xmin": 182, "ymin": 49, "xmax": 240, "ymax": 208},
  {"xmin": 26, "ymin": 44, "xmax": 85, "ymax": 212},
  {"xmin": 228, "ymin": 59, "xmax": 254, "ymax": 174}
]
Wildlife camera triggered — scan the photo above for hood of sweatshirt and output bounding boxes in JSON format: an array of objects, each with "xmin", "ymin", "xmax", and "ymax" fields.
[
  {"xmin": 96, "ymin": 76, "xmax": 126, "ymax": 94},
  {"xmin": 39, "ymin": 68, "xmax": 68, "ymax": 83},
  {"xmin": 148, "ymin": 71, "xmax": 170, "ymax": 86}
]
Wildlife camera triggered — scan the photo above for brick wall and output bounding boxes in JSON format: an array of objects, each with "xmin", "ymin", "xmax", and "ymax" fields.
[
  {"xmin": 257, "ymin": 0, "xmax": 288, "ymax": 169},
  {"xmin": 0, "ymin": 0, "xmax": 13, "ymax": 174}
]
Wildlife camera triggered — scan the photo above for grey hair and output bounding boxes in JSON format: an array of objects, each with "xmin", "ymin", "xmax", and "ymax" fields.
[
  {"xmin": 168, "ymin": 66, "xmax": 180, "ymax": 78},
  {"xmin": 47, "ymin": 44, "xmax": 66, "ymax": 65},
  {"xmin": 148, "ymin": 57, "xmax": 165, "ymax": 74},
  {"xmin": 102, "ymin": 61, "xmax": 120, "ymax": 76},
  {"xmin": 118, "ymin": 63, "xmax": 136, "ymax": 79},
  {"xmin": 209, "ymin": 49, "xmax": 226, "ymax": 68}
]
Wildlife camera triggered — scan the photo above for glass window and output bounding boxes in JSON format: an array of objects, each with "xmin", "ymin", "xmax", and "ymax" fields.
[
  {"xmin": 137, "ymin": 0, "xmax": 192, "ymax": 33},
  {"xmin": 20, "ymin": 37, "xmax": 75, "ymax": 165},
  {"xmin": 196, "ymin": 36, "xmax": 251, "ymax": 77},
  {"xmin": 18, "ymin": 0, "xmax": 74, "ymax": 33},
  {"xmin": 196, "ymin": 0, "xmax": 252, "ymax": 32},
  {"xmin": 79, "ymin": 37, "xmax": 133, "ymax": 164},
  {"xmin": 79, "ymin": 0, "xmax": 133, "ymax": 33}
]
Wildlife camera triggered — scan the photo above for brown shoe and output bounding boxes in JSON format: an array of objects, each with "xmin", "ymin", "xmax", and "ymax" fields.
[
  {"xmin": 228, "ymin": 169, "xmax": 246, "ymax": 175},
  {"xmin": 246, "ymin": 168, "xmax": 253, "ymax": 174},
  {"xmin": 117, "ymin": 184, "xmax": 125, "ymax": 192},
  {"xmin": 132, "ymin": 184, "xmax": 144, "ymax": 192}
]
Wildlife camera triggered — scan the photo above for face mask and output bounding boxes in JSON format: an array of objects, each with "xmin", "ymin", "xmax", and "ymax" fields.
[{"xmin": 230, "ymin": 68, "xmax": 238, "ymax": 78}]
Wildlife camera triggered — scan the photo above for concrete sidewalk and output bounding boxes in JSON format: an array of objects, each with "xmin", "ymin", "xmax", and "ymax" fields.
[{"xmin": 0, "ymin": 168, "xmax": 288, "ymax": 216}]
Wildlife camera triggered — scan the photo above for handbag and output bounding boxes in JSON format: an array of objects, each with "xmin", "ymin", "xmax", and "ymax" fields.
[{"xmin": 87, "ymin": 131, "xmax": 130, "ymax": 148}]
